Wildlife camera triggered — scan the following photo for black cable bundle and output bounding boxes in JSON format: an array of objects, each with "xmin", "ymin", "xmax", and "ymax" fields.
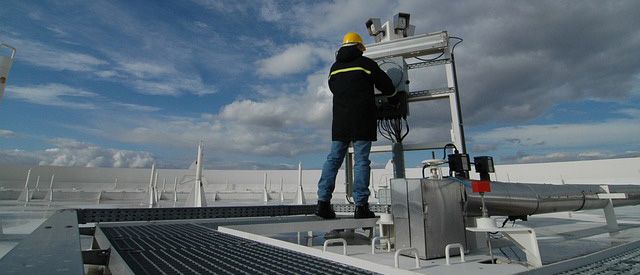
[{"xmin": 377, "ymin": 117, "xmax": 409, "ymax": 143}]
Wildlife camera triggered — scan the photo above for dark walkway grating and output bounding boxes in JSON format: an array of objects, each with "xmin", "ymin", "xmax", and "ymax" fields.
[
  {"xmin": 101, "ymin": 223, "xmax": 379, "ymax": 275},
  {"xmin": 556, "ymin": 245, "xmax": 640, "ymax": 275}
]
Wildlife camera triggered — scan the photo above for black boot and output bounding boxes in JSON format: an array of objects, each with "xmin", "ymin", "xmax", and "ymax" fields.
[
  {"xmin": 316, "ymin": 201, "xmax": 336, "ymax": 219},
  {"xmin": 354, "ymin": 203, "xmax": 376, "ymax": 219}
]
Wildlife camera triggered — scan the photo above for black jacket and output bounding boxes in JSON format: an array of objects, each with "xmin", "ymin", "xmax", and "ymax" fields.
[{"xmin": 328, "ymin": 45, "xmax": 395, "ymax": 141}]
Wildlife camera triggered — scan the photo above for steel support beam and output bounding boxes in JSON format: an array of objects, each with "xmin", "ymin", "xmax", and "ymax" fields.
[
  {"xmin": 0, "ymin": 209, "xmax": 83, "ymax": 275},
  {"xmin": 364, "ymin": 31, "xmax": 448, "ymax": 59},
  {"xmin": 220, "ymin": 217, "xmax": 378, "ymax": 235},
  {"xmin": 82, "ymin": 248, "xmax": 111, "ymax": 266}
]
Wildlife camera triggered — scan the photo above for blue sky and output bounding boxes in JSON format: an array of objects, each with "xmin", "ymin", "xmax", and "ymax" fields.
[{"xmin": 1, "ymin": 0, "xmax": 639, "ymax": 169}]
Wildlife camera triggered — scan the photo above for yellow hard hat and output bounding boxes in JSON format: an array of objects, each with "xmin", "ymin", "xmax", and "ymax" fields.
[{"xmin": 342, "ymin": 32, "xmax": 365, "ymax": 50}]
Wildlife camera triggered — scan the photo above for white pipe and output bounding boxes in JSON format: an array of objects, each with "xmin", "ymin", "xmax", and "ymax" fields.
[
  {"xmin": 193, "ymin": 141, "xmax": 206, "ymax": 207},
  {"xmin": 195, "ymin": 142, "xmax": 203, "ymax": 183},
  {"xmin": 298, "ymin": 162, "xmax": 302, "ymax": 187},
  {"xmin": 280, "ymin": 177, "xmax": 285, "ymax": 202},
  {"xmin": 296, "ymin": 162, "xmax": 306, "ymax": 204},
  {"xmin": 23, "ymin": 169, "xmax": 31, "ymax": 202},
  {"xmin": 0, "ymin": 43, "xmax": 16, "ymax": 59},
  {"xmin": 264, "ymin": 172, "xmax": 268, "ymax": 188},
  {"xmin": 35, "ymin": 176, "xmax": 40, "ymax": 191},
  {"xmin": 49, "ymin": 174, "xmax": 55, "ymax": 202},
  {"xmin": 0, "ymin": 43, "xmax": 17, "ymax": 101},
  {"xmin": 154, "ymin": 171, "xmax": 159, "ymax": 203},
  {"xmin": 173, "ymin": 176, "xmax": 178, "ymax": 202},
  {"xmin": 148, "ymin": 163, "xmax": 156, "ymax": 207},
  {"xmin": 263, "ymin": 172, "xmax": 269, "ymax": 203}
]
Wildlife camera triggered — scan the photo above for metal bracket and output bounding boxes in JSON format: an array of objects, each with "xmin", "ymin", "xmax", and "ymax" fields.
[
  {"xmin": 394, "ymin": 247, "xmax": 420, "ymax": 269},
  {"xmin": 82, "ymin": 248, "xmax": 111, "ymax": 266},
  {"xmin": 599, "ymin": 185, "xmax": 621, "ymax": 231},
  {"xmin": 407, "ymin": 58, "xmax": 451, "ymax": 69},
  {"xmin": 445, "ymin": 243, "xmax": 465, "ymax": 265},
  {"xmin": 467, "ymin": 226, "xmax": 542, "ymax": 267},
  {"xmin": 372, "ymin": 236, "xmax": 392, "ymax": 254},
  {"xmin": 408, "ymin": 87, "xmax": 455, "ymax": 101},
  {"xmin": 79, "ymin": 226, "xmax": 96, "ymax": 236},
  {"xmin": 323, "ymin": 238, "xmax": 348, "ymax": 255}
]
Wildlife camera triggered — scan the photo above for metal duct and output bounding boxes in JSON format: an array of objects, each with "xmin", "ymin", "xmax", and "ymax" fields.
[{"xmin": 463, "ymin": 181, "xmax": 640, "ymax": 217}]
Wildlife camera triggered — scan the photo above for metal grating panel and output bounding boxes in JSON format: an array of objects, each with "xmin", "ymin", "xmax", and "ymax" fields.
[
  {"xmin": 519, "ymin": 240, "xmax": 640, "ymax": 275},
  {"xmin": 77, "ymin": 205, "xmax": 317, "ymax": 223},
  {"xmin": 101, "ymin": 223, "xmax": 379, "ymax": 275},
  {"xmin": 78, "ymin": 204, "xmax": 390, "ymax": 224},
  {"xmin": 556, "ymin": 246, "xmax": 640, "ymax": 275},
  {"xmin": 332, "ymin": 204, "xmax": 389, "ymax": 214}
]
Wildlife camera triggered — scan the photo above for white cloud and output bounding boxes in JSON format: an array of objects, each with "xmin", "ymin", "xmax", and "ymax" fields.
[
  {"xmin": 95, "ymin": 70, "xmax": 119, "ymax": 78},
  {"xmin": 8, "ymin": 3, "xmax": 224, "ymax": 97},
  {"xmin": 194, "ymin": 21, "xmax": 209, "ymax": 29},
  {"xmin": 616, "ymin": 108, "xmax": 640, "ymax": 118},
  {"xmin": 0, "ymin": 149, "xmax": 39, "ymax": 165},
  {"xmin": 267, "ymin": 1, "xmax": 640, "ymax": 124},
  {"xmin": 7, "ymin": 83, "xmax": 166, "ymax": 112},
  {"xmin": 283, "ymin": 0, "xmax": 390, "ymax": 39},
  {"xmin": 7, "ymin": 83, "xmax": 99, "ymax": 109},
  {"xmin": 473, "ymin": 118, "xmax": 640, "ymax": 150},
  {"xmin": 112, "ymin": 102, "xmax": 161, "ymax": 112},
  {"xmin": 256, "ymin": 43, "xmax": 333, "ymax": 77},
  {"xmin": 500, "ymin": 150, "xmax": 640, "ymax": 164},
  {"xmin": 4, "ymin": 35, "xmax": 215, "ymax": 97},
  {"xmin": 85, "ymin": 71, "xmax": 334, "ymax": 157},
  {"xmin": 9, "ymin": 37, "xmax": 108, "ymax": 72},
  {"xmin": 0, "ymin": 138, "xmax": 155, "ymax": 168},
  {"xmin": 104, "ymin": 59, "xmax": 216, "ymax": 96},
  {"xmin": 470, "ymin": 112, "xmax": 640, "ymax": 163},
  {"xmin": 0, "ymin": 129, "xmax": 17, "ymax": 138},
  {"xmin": 259, "ymin": 0, "xmax": 283, "ymax": 22},
  {"xmin": 5, "ymin": 1, "xmax": 639, "ymax": 167},
  {"xmin": 119, "ymin": 61, "xmax": 175, "ymax": 78},
  {"xmin": 190, "ymin": 0, "xmax": 250, "ymax": 14}
]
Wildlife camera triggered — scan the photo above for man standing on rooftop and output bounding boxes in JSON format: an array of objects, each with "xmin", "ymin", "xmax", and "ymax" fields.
[{"xmin": 316, "ymin": 32, "xmax": 395, "ymax": 219}]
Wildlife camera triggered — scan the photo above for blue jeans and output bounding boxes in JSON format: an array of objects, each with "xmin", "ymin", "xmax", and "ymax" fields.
[{"xmin": 317, "ymin": 140, "xmax": 372, "ymax": 205}]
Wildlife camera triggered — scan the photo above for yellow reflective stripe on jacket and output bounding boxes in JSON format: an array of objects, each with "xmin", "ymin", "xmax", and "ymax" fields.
[{"xmin": 329, "ymin": 67, "xmax": 371, "ymax": 78}]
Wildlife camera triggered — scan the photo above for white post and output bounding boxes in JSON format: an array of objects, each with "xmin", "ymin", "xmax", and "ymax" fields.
[
  {"xmin": 113, "ymin": 177, "xmax": 118, "ymax": 190},
  {"xmin": 0, "ymin": 43, "xmax": 17, "ymax": 101},
  {"xmin": 193, "ymin": 141, "xmax": 207, "ymax": 207},
  {"xmin": 600, "ymin": 185, "xmax": 619, "ymax": 231},
  {"xmin": 23, "ymin": 169, "xmax": 31, "ymax": 202},
  {"xmin": 295, "ymin": 162, "xmax": 306, "ymax": 204},
  {"xmin": 159, "ymin": 177, "xmax": 166, "ymax": 200},
  {"xmin": 154, "ymin": 171, "xmax": 159, "ymax": 203},
  {"xmin": 263, "ymin": 172, "xmax": 269, "ymax": 203},
  {"xmin": 369, "ymin": 170, "xmax": 375, "ymax": 198},
  {"xmin": 173, "ymin": 176, "xmax": 178, "ymax": 202},
  {"xmin": 445, "ymin": 45, "xmax": 465, "ymax": 153},
  {"xmin": 298, "ymin": 162, "xmax": 303, "ymax": 187},
  {"xmin": 148, "ymin": 164, "xmax": 157, "ymax": 207},
  {"xmin": 48, "ymin": 174, "xmax": 55, "ymax": 202},
  {"xmin": 35, "ymin": 176, "xmax": 41, "ymax": 191},
  {"xmin": 280, "ymin": 177, "xmax": 285, "ymax": 202}
]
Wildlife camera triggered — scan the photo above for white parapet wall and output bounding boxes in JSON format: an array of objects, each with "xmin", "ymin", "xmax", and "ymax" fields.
[
  {"xmin": 0, "ymin": 157, "xmax": 638, "ymax": 202},
  {"xmin": 489, "ymin": 157, "xmax": 640, "ymax": 185}
]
